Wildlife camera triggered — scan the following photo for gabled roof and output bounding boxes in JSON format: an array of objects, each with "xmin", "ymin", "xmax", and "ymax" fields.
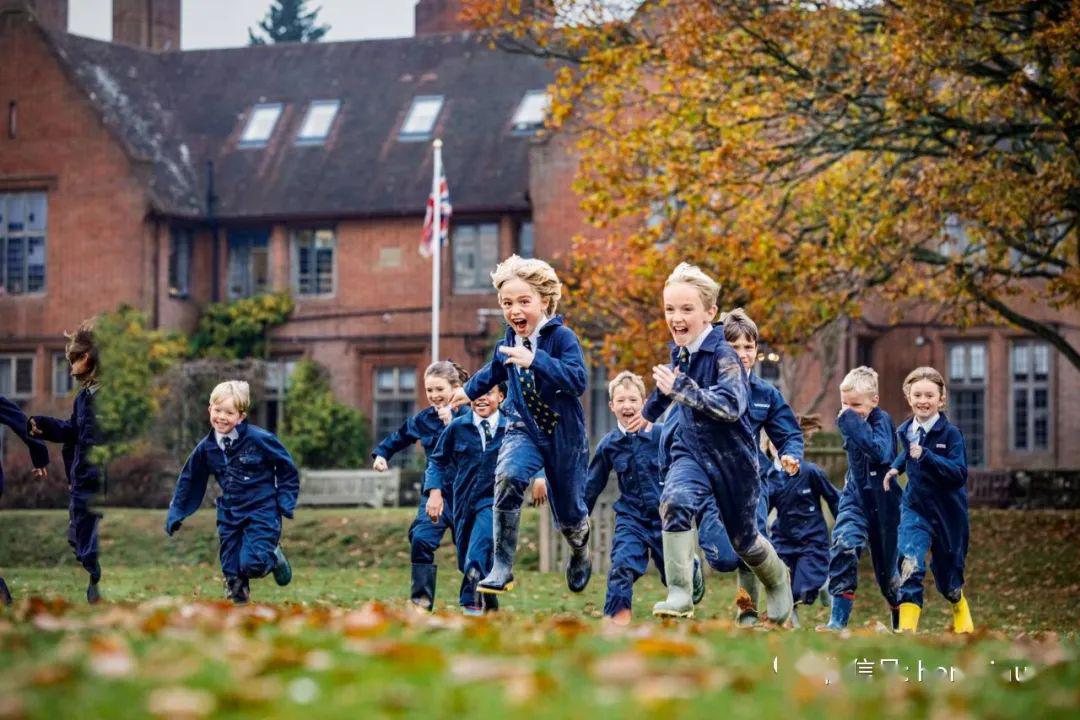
[{"xmin": 43, "ymin": 28, "xmax": 556, "ymax": 220}]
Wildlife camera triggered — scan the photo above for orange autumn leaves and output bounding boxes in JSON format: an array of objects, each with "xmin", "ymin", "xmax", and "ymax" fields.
[{"xmin": 464, "ymin": 1, "xmax": 1080, "ymax": 372}]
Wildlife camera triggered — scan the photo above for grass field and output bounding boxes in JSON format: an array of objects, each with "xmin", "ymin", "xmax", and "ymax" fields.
[{"xmin": 0, "ymin": 508, "xmax": 1078, "ymax": 719}]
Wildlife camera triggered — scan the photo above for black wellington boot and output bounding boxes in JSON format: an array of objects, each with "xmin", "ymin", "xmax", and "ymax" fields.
[
  {"xmin": 563, "ymin": 519, "xmax": 592, "ymax": 593},
  {"xmin": 410, "ymin": 563, "xmax": 437, "ymax": 611},
  {"xmin": 477, "ymin": 510, "xmax": 520, "ymax": 594}
]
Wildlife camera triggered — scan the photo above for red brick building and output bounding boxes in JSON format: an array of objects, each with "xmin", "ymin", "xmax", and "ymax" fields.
[{"xmin": 0, "ymin": 0, "xmax": 1076, "ymax": 472}]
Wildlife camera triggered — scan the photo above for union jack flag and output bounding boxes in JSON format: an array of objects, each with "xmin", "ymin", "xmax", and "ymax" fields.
[{"xmin": 420, "ymin": 171, "xmax": 451, "ymax": 258}]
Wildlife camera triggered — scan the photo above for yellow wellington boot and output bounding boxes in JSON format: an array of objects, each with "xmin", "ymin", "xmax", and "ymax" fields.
[
  {"xmin": 952, "ymin": 593, "xmax": 974, "ymax": 634},
  {"xmin": 897, "ymin": 602, "xmax": 921, "ymax": 633}
]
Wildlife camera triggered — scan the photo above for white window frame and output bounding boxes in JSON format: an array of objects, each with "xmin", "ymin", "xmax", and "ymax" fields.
[
  {"xmin": 510, "ymin": 90, "xmax": 550, "ymax": 134},
  {"xmin": 296, "ymin": 100, "xmax": 340, "ymax": 145},
  {"xmin": 399, "ymin": 96, "xmax": 444, "ymax": 141},
  {"xmin": 452, "ymin": 221, "xmax": 500, "ymax": 294},
  {"xmin": 947, "ymin": 341, "xmax": 987, "ymax": 467},
  {"xmin": 373, "ymin": 366, "xmax": 417, "ymax": 466},
  {"xmin": 1009, "ymin": 340, "xmax": 1052, "ymax": 453},
  {"xmin": 291, "ymin": 228, "xmax": 337, "ymax": 297},
  {"xmin": 52, "ymin": 351, "xmax": 74, "ymax": 397},
  {"xmin": 0, "ymin": 353, "xmax": 35, "ymax": 399},
  {"xmin": 239, "ymin": 103, "xmax": 283, "ymax": 148},
  {"xmin": 0, "ymin": 192, "xmax": 47, "ymax": 296}
]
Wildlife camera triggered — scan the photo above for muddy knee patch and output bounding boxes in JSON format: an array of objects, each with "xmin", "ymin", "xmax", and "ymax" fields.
[{"xmin": 899, "ymin": 555, "xmax": 919, "ymax": 583}]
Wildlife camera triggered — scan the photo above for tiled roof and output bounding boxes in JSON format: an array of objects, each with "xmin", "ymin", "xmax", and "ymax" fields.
[{"xmin": 45, "ymin": 28, "xmax": 555, "ymax": 219}]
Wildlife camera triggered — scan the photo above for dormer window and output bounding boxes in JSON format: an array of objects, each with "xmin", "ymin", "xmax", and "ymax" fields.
[
  {"xmin": 511, "ymin": 90, "xmax": 549, "ymax": 134},
  {"xmin": 399, "ymin": 95, "xmax": 444, "ymax": 141},
  {"xmin": 296, "ymin": 100, "xmax": 340, "ymax": 145},
  {"xmin": 239, "ymin": 103, "xmax": 282, "ymax": 147}
]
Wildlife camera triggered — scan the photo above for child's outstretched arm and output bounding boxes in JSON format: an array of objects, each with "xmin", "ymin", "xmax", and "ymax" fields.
[
  {"xmin": 527, "ymin": 330, "xmax": 588, "ymax": 396},
  {"xmin": 28, "ymin": 406, "xmax": 78, "ymax": 444},
  {"xmin": 915, "ymin": 425, "xmax": 968, "ymax": 490},
  {"xmin": 372, "ymin": 414, "xmax": 424, "ymax": 468},
  {"xmin": 763, "ymin": 395, "xmax": 804, "ymax": 472},
  {"xmin": 166, "ymin": 446, "xmax": 210, "ymax": 535},
  {"xmin": 460, "ymin": 346, "xmax": 509, "ymax": 406},
  {"xmin": 836, "ymin": 410, "xmax": 894, "ymax": 465},
  {"xmin": 1, "ymin": 397, "xmax": 49, "ymax": 474},
  {"xmin": 660, "ymin": 351, "xmax": 748, "ymax": 423},
  {"xmin": 583, "ymin": 441, "xmax": 612, "ymax": 515},
  {"xmin": 268, "ymin": 435, "xmax": 300, "ymax": 519},
  {"xmin": 810, "ymin": 465, "xmax": 841, "ymax": 517},
  {"xmin": 642, "ymin": 388, "xmax": 672, "ymax": 424}
]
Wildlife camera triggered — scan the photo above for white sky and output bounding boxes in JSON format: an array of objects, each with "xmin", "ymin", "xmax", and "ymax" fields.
[{"xmin": 68, "ymin": 0, "xmax": 417, "ymax": 48}]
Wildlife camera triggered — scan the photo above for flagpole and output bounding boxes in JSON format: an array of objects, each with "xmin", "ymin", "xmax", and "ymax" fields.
[{"xmin": 431, "ymin": 138, "xmax": 443, "ymax": 364}]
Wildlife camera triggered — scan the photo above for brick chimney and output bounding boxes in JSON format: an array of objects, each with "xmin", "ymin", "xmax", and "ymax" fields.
[
  {"xmin": 414, "ymin": 0, "xmax": 473, "ymax": 35},
  {"xmin": 0, "ymin": 0, "xmax": 67, "ymax": 32},
  {"xmin": 113, "ymin": 0, "xmax": 180, "ymax": 51}
]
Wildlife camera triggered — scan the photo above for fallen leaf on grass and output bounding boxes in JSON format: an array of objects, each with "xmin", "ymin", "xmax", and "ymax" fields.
[
  {"xmin": 591, "ymin": 651, "xmax": 649, "ymax": 684},
  {"xmin": 633, "ymin": 636, "xmax": 703, "ymax": 659},
  {"xmin": 88, "ymin": 635, "xmax": 135, "ymax": 678},
  {"xmin": 147, "ymin": 687, "xmax": 216, "ymax": 719}
]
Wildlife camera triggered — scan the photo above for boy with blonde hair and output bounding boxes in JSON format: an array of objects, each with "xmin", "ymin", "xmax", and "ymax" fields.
[
  {"xmin": 636, "ymin": 262, "xmax": 792, "ymax": 622},
  {"xmin": 165, "ymin": 380, "xmax": 300, "ymax": 604},
  {"xmin": 817, "ymin": 366, "xmax": 902, "ymax": 631},
  {"xmin": 450, "ymin": 255, "xmax": 593, "ymax": 596},
  {"xmin": 585, "ymin": 371, "xmax": 703, "ymax": 624},
  {"xmin": 885, "ymin": 367, "xmax": 973, "ymax": 633}
]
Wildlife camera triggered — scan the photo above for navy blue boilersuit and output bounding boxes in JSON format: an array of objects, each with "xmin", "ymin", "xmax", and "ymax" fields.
[
  {"xmin": 642, "ymin": 328, "xmax": 763, "ymax": 560},
  {"xmin": 166, "ymin": 422, "xmax": 299, "ymax": 581},
  {"xmin": 423, "ymin": 410, "xmax": 507, "ymax": 608},
  {"xmin": 891, "ymin": 414, "xmax": 969, "ymax": 606},
  {"xmin": 464, "ymin": 316, "xmax": 589, "ymax": 530},
  {"xmin": 30, "ymin": 387, "xmax": 103, "ymax": 578},
  {"xmin": 372, "ymin": 405, "xmax": 466, "ymax": 564},
  {"xmin": 658, "ymin": 414, "xmax": 740, "ymax": 572},
  {"xmin": 747, "ymin": 374, "xmax": 804, "ymax": 532},
  {"xmin": 827, "ymin": 407, "xmax": 901, "ymax": 604},
  {"xmin": 585, "ymin": 422, "xmax": 666, "ymax": 616},
  {"xmin": 766, "ymin": 459, "xmax": 839, "ymax": 605}
]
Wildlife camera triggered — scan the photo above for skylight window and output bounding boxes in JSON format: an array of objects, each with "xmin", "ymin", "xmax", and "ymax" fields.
[
  {"xmin": 239, "ymin": 103, "xmax": 282, "ymax": 147},
  {"xmin": 296, "ymin": 100, "xmax": 340, "ymax": 145},
  {"xmin": 399, "ymin": 96, "xmax": 444, "ymax": 141},
  {"xmin": 511, "ymin": 91, "xmax": 550, "ymax": 134}
]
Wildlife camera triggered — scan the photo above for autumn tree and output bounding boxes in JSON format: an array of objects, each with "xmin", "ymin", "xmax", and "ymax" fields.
[{"xmin": 464, "ymin": 0, "xmax": 1080, "ymax": 372}]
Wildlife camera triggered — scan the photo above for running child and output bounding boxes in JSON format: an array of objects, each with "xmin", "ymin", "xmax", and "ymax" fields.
[
  {"xmin": 165, "ymin": 380, "xmax": 299, "ymax": 604},
  {"xmin": 586, "ymin": 371, "xmax": 703, "ymax": 624},
  {"xmin": 372, "ymin": 360, "xmax": 468, "ymax": 611},
  {"xmin": 28, "ymin": 321, "xmax": 105, "ymax": 603},
  {"xmin": 765, "ymin": 415, "xmax": 840, "ymax": 628},
  {"xmin": 423, "ymin": 384, "xmax": 509, "ymax": 614},
  {"xmin": 884, "ymin": 367, "xmax": 973, "ymax": 634},
  {"xmin": 640, "ymin": 263, "xmax": 792, "ymax": 622},
  {"xmin": 817, "ymin": 366, "xmax": 901, "ymax": 631},
  {"xmin": 449, "ymin": 255, "xmax": 593, "ymax": 596}
]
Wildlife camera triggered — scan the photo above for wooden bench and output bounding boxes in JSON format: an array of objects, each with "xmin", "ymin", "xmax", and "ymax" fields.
[{"xmin": 298, "ymin": 468, "xmax": 401, "ymax": 508}]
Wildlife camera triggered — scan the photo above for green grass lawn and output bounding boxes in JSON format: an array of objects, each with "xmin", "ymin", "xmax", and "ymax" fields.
[{"xmin": 0, "ymin": 508, "xmax": 1077, "ymax": 719}]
